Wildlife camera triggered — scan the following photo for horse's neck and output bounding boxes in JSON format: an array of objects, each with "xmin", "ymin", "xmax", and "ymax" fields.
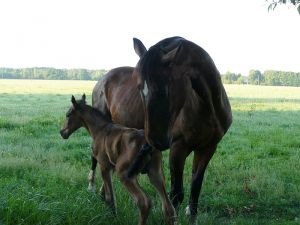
[{"xmin": 81, "ymin": 109, "xmax": 109, "ymax": 139}]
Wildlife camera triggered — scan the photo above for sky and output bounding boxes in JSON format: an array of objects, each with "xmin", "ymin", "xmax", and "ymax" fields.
[{"xmin": 0, "ymin": 0, "xmax": 299, "ymax": 75}]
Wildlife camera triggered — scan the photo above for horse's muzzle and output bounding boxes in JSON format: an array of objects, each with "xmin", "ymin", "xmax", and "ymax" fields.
[{"xmin": 60, "ymin": 129, "xmax": 69, "ymax": 139}]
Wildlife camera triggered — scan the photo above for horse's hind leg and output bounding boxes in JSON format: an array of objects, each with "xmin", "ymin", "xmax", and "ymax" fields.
[
  {"xmin": 147, "ymin": 151, "xmax": 176, "ymax": 225},
  {"xmin": 186, "ymin": 144, "xmax": 217, "ymax": 224},
  {"xmin": 87, "ymin": 155, "xmax": 97, "ymax": 192},
  {"xmin": 100, "ymin": 166, "xmax": 116, "ymax": 215},
  {"xmin": 169, "ymin": 139, "xmax": 191, "ymax": 209},
  {"xmin": 119, "ymin": 173, "xmax": 151, "ymax": 225}
]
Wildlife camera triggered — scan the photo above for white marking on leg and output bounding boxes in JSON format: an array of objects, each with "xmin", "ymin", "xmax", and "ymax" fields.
[
  {"xmin": 87, "ymin": 170, "xmax": 96, "ymax": 192},
  {"xmin": 88, "ymin": 170, "xmax": 95, "ymax": 181},
  {"xmin": 185, "ymin": 205, "xmax": 191, "ymax": 216}
]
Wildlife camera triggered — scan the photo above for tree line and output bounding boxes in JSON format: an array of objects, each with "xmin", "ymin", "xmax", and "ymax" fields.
[
  {"xmin": 1, "ymin": 67, "xmax": 300, "ymax": 87},
  {"xmin": 222, "ymin": 70, "xmax": 300, "ymax": 87},
  {"xmin": 0, "ymin": 67, "xmax": 107, "ymax": 81}
]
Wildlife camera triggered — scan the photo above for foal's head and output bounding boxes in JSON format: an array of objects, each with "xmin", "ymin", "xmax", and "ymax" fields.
[{"xmin": 60, "ymin": 94, "xmax": 87, "ymax": 139}]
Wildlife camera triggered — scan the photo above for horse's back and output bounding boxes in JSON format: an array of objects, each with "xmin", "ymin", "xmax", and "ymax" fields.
[{"xmin": 92, "ymin": 66, "xmax": 144, "ymax": 129}]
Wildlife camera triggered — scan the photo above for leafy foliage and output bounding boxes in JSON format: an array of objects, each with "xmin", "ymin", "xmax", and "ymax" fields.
[
  {"xmin": 263, "ymin": 70, "xmax": 300, "ymax": 86},
  {"xmin": 266, "ymin": 0, "xmax": 300, "ymax": 14},
  {"xmin": 222, "ymin": 71, "xmax": 244, "ymax": 84},
  {"xmin": 248, "ymin": 70, "xmax": 263, "ymax": 85}
]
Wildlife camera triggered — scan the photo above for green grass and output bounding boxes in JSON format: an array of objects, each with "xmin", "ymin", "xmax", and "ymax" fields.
[{"xmin": 1, "ymin": 79, "xmax": 300, "ymax": 225}]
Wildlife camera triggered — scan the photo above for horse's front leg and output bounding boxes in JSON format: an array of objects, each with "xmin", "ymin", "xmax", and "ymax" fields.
[
  {"xmin": 87, "ymin": 155, "xmax": 97, "ymax": 192},
  {"xmin": 169, "ymin": 139, "xmax": 191, "ymax": 209},
  {"xmin": 186, "ymin": 144, "xmax": 217, "ymax": 224}
]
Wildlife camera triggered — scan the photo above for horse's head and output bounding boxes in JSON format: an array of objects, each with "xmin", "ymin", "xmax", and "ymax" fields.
[
  {"xmin": 133, "ymin": 37, "xmax": 188, "ymax": 150},
  {"xmin": 60, "ymin": 94, "xmax": 86, "ymax": 139}
]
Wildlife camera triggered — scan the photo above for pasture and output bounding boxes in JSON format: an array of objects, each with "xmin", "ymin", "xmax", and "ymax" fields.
[{"xmin": 0, "ymin": 79, "xmax": 300, "ymax": 225}]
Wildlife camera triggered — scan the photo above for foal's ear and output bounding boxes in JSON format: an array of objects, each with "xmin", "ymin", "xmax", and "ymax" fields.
[
  {"xmin": 71, "ymin": 95, "xmax": 79, "ymax": 109},
  {"xmin": 82, "ymin": 94, "xmax": 86, "ymax": 103},
  {"xmin": 133, "ymin": 38, "xmax": 147, "ymax": 58},
  {"xmin": 71, "ymin": 95, "xmax": 76, "ymax": 104}
]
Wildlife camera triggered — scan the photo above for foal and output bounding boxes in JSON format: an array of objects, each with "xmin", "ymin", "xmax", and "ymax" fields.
[{"xmin": 60, "ymin": 94, "xmax": 176, "ymax": 225}]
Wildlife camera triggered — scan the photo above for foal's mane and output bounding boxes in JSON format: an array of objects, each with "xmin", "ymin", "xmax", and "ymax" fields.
[
  {"xmin": 72, "ymin": 98, "xmax": 112, "ymax": 123},
  {"xmin": 83, "ymin": 103, "xmax": 112, "ymax": 123}
]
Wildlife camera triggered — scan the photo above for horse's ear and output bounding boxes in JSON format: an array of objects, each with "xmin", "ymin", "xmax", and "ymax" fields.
[
  {"xmin": 82, "ymin": 94, "xmax": 86, "ymax": 103},
  {"xmin": 133, "ymin": 38, "xmax": 147, "ymax": 58},
  {"xmin": 161, "ymin": 45, "xmax": 181, "ymax": 63}
]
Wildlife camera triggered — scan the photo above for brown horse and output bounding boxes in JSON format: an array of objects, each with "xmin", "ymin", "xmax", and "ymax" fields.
[
  {"xmin": 60, "ymin": 94, "xmax": 176, "ymax": 225},
  {"xmin": 132, "ymin": 37, "xmax": 232, "ymax": 223}
]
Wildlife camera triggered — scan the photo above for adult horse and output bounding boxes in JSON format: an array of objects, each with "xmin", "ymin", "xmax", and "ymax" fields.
[{"xmin": 132, "ymin": 37, "xmax": 232, "ymax": 223}]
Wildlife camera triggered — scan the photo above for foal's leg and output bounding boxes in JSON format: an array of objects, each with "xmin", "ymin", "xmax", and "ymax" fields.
[
  {"xmin": 147, "ymin": 151, "xmax": 176, "ymax": 225},
  {"xmin": 186, "ymin": 144, "xmax": 217, "ymax": 224},
  {"xmin": 119, "ymin": 173, "xmax": 151, "ymax": 225},
  {"xmin": 169, "ymin": 139, "xmax": 191, "ymax": 209},
  {"xmin": 87, "ymin": 155, "xmax": 97, "ymax": 192},
  {"xmin": 100, "ymin": 166, "xmax": 116, "ymax": 215}
]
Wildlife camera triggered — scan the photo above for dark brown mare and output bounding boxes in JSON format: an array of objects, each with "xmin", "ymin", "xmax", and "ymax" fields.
[
  {"xmin": 60, "ymin": 95, "xmax": 176, "ymax": 225},
  {"xmin": 132, "ymin": 37, "xmax": 232, "ymax": 223},
  {"xmin": 92, "ymin": 37, "xmax": 232, "ymax": 223}
]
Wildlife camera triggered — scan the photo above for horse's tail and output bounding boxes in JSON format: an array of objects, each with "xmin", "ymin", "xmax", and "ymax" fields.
[{"xmin": 127, "ymin": 143, "xmax": 153, "ymax": 178}]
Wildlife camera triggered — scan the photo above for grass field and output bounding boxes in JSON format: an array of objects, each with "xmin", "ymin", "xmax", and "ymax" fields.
[{"xmin": 0, "ymin": 79, "xmax": 300, "ymax": 225}]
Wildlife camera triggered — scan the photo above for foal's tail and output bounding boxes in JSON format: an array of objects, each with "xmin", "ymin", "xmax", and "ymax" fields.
[{"xmin": 127, "ymin": 143, "xmax": 153, "ymax": 178}]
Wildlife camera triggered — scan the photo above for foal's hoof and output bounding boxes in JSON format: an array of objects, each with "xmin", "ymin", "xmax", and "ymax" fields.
[
  {"xmin": 87, "ymin": 184, "xmax": 96, "ymax": 193},
  {"xmin": 185, "ymin": 206, "xmax": 197, "ymax": 225},
  {"xmin": 185, "ymin": 206, "xmax": 191, "ymax": 216}
]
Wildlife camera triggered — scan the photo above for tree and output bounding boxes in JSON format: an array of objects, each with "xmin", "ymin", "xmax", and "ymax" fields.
[
  {"xmin": 222, "ymin": 71, "xmax": 240, "ymax": 84},
  {"xmin": 90, "ymin": 69, "xmax": 107, "ymax": 80},
  {"xmin": 266, "ymin": 0, "xmax": 300, "ymax": 14},
  {"xmin": 248, "ymin": 70, "xmax": 263, "ymax": 85},
  {"xmin": 263, "ymin": 70, "xmax": 300, "ymax": 86},
  {"xmin": 77, "ymin": 69, "xmax": 91, "ymax": 80},
  {"xmin": 236, "ymin": 76, "xmax": 245, "ymax": 84}
]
